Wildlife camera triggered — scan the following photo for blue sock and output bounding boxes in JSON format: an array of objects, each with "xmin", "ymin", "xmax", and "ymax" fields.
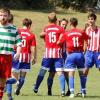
[
  {"xmin": 35, "ymin": 75, "xmax": 44, "ymax": 90},
  {"xmin": 80, "ymin": 75, "xmax": 87, "ymax": 94},
  {"xmin": 69, "ymin": 76, "xmax": 74, "ymax": 94},
  {"xmin": 58, "ymin": 74, "xmax": 65, "ymax": 93},
  {"xmin": 6, "ymin": 84, "xmax": 12, "ymax": 97},
  {"xmin": 6, "ymin": 78, "xmax": 17, "ymax": 84},
  {"xmin": 17, "ymin": 76, "xmax": 25, "ymax": 90},
  {"xmin": 47, "ymin": 77, "xmax": 53, "ymax": 91},
  {"xmin": 35, "ymin": 68, "xmax": 46, "ymax": 90}
]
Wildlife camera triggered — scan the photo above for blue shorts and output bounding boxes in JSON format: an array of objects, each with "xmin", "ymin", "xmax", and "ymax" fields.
[
  {"xmin": 19, "ymin": 62, "xmax": 30, "ymax": 72},
  {"xmin": 12, "ymin": 51, "xmax": 30, "ymax": 72},
  {"xmin": 64, "ymin": 52, "xmax": 85, "ymax": 71},
  {"xmin": 12, "ymin": 51, "xmax": 20, "ymax": 73},
  {"xmin": 41, "ymin": 58, "xmax": 64, "ymax": 72},
  {"xmin": 85, "ymin": 50, "xmax": 100, "ymax": 68}
]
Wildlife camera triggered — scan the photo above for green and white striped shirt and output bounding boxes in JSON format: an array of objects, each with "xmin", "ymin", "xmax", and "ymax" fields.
[{"xmin": 0, "ymin": 24, "xmax": 21, "ymax": 54}]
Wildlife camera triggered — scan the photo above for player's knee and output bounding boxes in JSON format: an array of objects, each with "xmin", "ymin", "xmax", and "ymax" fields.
[{"xmin": 38, "ymin": 68, "xmax": 47, "ymax": 76}]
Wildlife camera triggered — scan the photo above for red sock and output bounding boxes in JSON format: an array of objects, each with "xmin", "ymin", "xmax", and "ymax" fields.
[{"xmin": 0, "ymin": 87, "xmax": 4, "ymax": 99}]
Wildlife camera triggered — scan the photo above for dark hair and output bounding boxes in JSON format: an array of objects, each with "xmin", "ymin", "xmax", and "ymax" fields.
[
  {"xmin": 59, "ymin": 18, "xmax": 68, "ymax": 25},
  {"xmin": 88, "ymin": 13, "xmax": 97, "ymax": 20},
  {"xmin": 70, "ymin": 17, "xmax": 78, "ymax": 27},
  {"xmin": 8, "ymin": 14, "xmax": 13, "ymax": 23},
  {"xmin": 48, "ymin": 12, "xmax": 57, "ymax": 23},
  {"xmin": 23, "ymin": 18, "xmax": 32, "ymax": 27}
]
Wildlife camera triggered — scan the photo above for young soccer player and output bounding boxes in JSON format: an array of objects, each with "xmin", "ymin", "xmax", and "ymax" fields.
[
  {"xmin": 6, "ymin": 18, "xmax": 37, "ymax": 99},
  {"xmin": 33, "ymin": 12, "xmax": 65, "ymax": 96},
  {"xmin": 58, "ymin": 17, "xmax": 89, "ymax": 98},
  {"xmin": 0, "ymin": 8, "xmax": 21, "ymax": 100},
  {"xmin": 77, "ymin": 13, "xmax": 100, "ymax": 96},
  {"xmin": 5, "ymin": 13, "xmax": 19, "ymax": 100},
  {"xmin": 47, "ymin": 18, "xmax": 70, "ymax": 96}
]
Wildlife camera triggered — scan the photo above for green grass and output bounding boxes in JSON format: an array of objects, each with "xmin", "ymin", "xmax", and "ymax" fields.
[{"xmin": 3, "ymin": 9, "xmax": 100, "ymax": 100}]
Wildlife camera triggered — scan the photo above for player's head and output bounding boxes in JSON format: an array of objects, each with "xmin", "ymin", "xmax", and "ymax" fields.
[
  {"xmin": 48, "ymin": 12, "xmax": 57, "ymax": 23},
  {"xmin": 23, "ymin": 18, "xmax": 32, "ymax": 27},
  {"xmin": 0, "ymin": 8, "xmax": 10, "ymax": 25},
  {"xmin": 8, "ymin": 14, "xmax": 13, "ymax": 24},
  {"xmin": 69, "ymin": 17, "xmax": 78, "ymax": 27},
  {"xmin": 87, "ymin": 13, "xmax": 97, "ymax": 26},
  {"xmin": 59, "ymin": 18, "xmax": 68, "ymax": 30}
]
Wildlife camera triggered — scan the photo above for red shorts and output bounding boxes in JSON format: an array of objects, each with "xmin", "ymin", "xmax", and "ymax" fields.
[{"xmin": 0, "ymin": 54, "xmax": 12, "ymax": 79}]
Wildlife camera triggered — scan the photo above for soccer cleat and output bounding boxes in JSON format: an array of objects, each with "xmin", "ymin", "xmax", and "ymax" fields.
[
  {"xmin": 61, "ymin": 91, "xmax": 65, "ymax": 97},
  {"xmin": 14, "ymin": 89, "xmax": 20, "ymax": 95},
  {"xmin": 48, "ymin": 91, "xmax": 52, "ymax": 96},
  {"xmin": 82, "ymin": 93, "xmax": 86, "ymax": 98},
  {"xmin": 33, "ymin": 88, "xmax": 38, "ymax": 93},
  {"xmin": 33, "ymin": 84, "xmax": 38, "ymax": 93},
  {"xmin": 66, "ymin": 90, "xmax": 70, "ymax": 96},
  {"xmin": 76, "ymin": 92, "xmax": 82, "ymax": 97},
  {"xmin": 69, "ymin": 93, "xmax": 74, "ymax": 98}
]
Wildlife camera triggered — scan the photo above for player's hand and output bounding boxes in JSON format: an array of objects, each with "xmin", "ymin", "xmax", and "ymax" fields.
[
  {"xmin": 98, "ymin": 55, "xmax": 100, "ymax": 60},
  {"xmin": 32, "ymin": 58, "xmax": 36, "ymax": 65},
  {"xmin": 14, "ymin": 53, "xmax": 20, "ymax": 60}
]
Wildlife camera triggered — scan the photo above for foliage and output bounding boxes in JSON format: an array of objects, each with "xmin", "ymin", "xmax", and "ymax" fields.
[{"xmin": 0, "ymin": 0, "xmax": 98, "ymax": 12}]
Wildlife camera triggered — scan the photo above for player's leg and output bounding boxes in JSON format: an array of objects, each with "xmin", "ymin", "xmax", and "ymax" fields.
[
  {"xmin": 0, "ymin": 78, "xmax": 6, "ymax": 100},
  {"xmin": 64, "ymin": 53, "xmax": 77, "ymax": 98},
  {"xmin": 33, "ymin": 58, "xmax": 51, "ymax": 93},
  {"xmin": 55, "ymin": 58, "xmax": 65, "ymax": 97},
  {"xmin": 14, "ymin": 62, "xmax": 30, "ymax": 95},
  {"xmin": 64, "ymin": 72, "xmax": 70, "ymax": 96},
  {"xmin": 47, "ymin": 71, "xmax": 55, "ymax": 95},
  {"xmin": 77, "ymin": 51, "xmax": 94, "ymax": 96},
  {"xmin": 14, "ymin": 71, "xmax": 26, "ymax": 95},
  {"xmin": 6, "ymin": 51, "xmax": 19, "ymax": 99},
  {"xmin": 63, "ymin": 52, "xmax": 70, "ymax": 96},
  {"xmin": 0, "ymin": 55, "xmax": 12, "ymax": 100},
  {"xmin": 76, "ymin": 52, "xmax": 87, "ymax": 97},
  {"xmin": 6, "ymin": 71, "xmax": 19, "ymax": 100}
]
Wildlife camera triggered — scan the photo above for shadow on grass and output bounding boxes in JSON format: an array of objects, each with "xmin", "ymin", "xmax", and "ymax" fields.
[
  {"xmin": 21, "ymin": 93, "xmax": 60, "ymax": 97},
  {"xmin": 76, "ymin": 95, "xmax": 100, "ymax": 99},
  {"xmin": 86, "ymin": 95, "xmax": 100, "ymax": 99}
]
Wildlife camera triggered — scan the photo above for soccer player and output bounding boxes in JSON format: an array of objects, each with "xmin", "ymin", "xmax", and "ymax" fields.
[
  {"xmin": 58, "ymin": 17, "xmax": 89, "ymax": 98},
  {"xmin": 78, "ymin": 13, "xmax": 100, "ymax": 96},
  {"xmin": 6, "ymin": 18, "xmax": 37, "ymax": 99},
  {"xmin": 33, "ymin": 12, "xmax": 65, "ymax": 96},
  {"xmin": 5, "ymin": 13, "xmax": 19, "ymax": 100},
  {"xmin": 14, "ymin": 18, "xmax": 37, "ymax": 95},
  {"xmin": 0, "ymin": 8, "xmax": 21, "ymax": 100},
  {"xmin": 47, "ymin": 18, "xmax": 70, "ymax": 96}
]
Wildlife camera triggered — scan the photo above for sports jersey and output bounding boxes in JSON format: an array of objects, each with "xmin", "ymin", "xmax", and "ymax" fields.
[
  {"xmin": 18, "ymin": 28, "xmax": 36, "ymax": 63},
  {"xmin": 0, "ymin": 24, "xmax": 21, "ymax": 54},
  {"xmin": 60, "ymin": 28, "xmax": 89, "ymax": 53},
  {"xmin": 86, "ymin": 26, "xmax": 100, "ymax": 52},
  {"xmin": 43, "ymin": 24, "xmax": 64, "ymax": 58}
]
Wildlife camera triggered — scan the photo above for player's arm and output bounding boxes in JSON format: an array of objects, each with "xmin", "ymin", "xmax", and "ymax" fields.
[
  {"xmin": 31, "ymin": 46, "xmax": 37, "ymax": 65},
  {"xmin": 14, "ymin": 46, "xmax": 21, "ymax": 60},
  {"xmin": 40, "ymin": 31, "xmax": 46, "ymax": 38},
  {"xmin": 14, "ymin": 30, "xmax": 22, "ymax": 60},
  {"xmin": 57, "ymin": 33, "xmax": 66, "ymax": 45}
]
